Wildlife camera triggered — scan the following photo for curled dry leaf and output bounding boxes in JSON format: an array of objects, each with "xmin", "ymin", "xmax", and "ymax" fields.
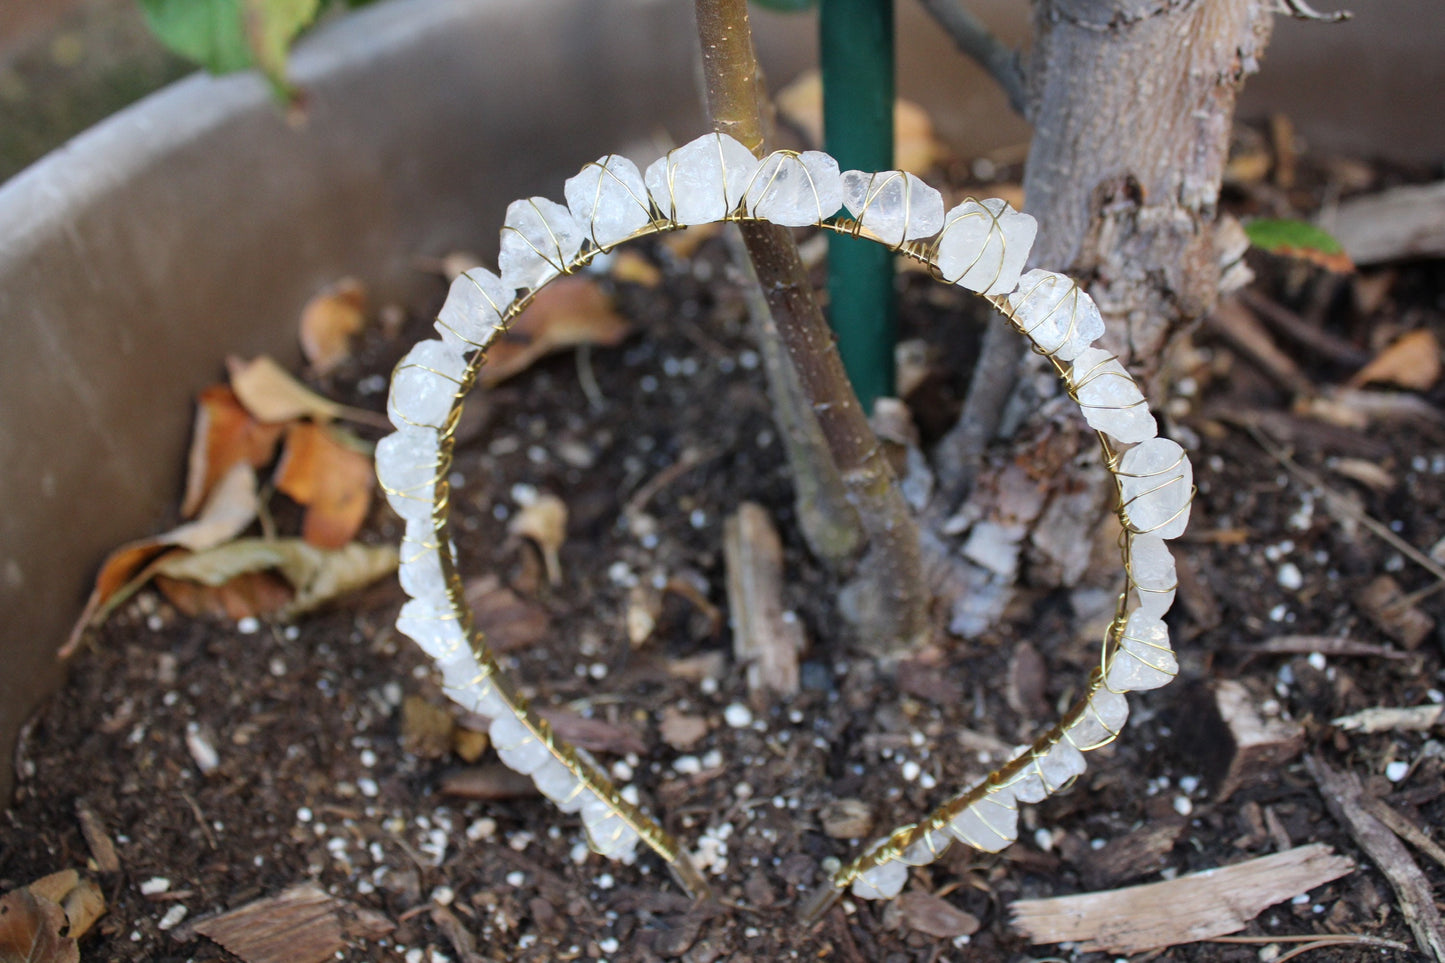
[
  {"xmin": 298, "ymin": 278, "xmax": 366, "ymax": 376},
  {"xmin": 151, "ymin": 537, "xmax": 398, "ymax": 621},
  {"xmin": 273, "ymin": 422, "xmax": 375, "ymax": 549},
  {"xmin": 0, "ymin": 885, "xmax": 76, "ymax": 963},
  {"xmin": 60, "ymin": 463, "xmax": 260, "ymax": 657},
  {"xmin": 608, "ymin": 249, "xmax": 663, "ymax": 288},
  {"xmin": 508, "ymin": 494, "xmax": 568, "ymax": 586},
  {"xmin": 480, "ymin": 277, "xmax": 631, "ymax": 387},
  {"xmin": 227, "ymin": 355, "xmax": 388, "ymax": 429},
  {"xmin": 1346, "ymin": 328, "xmax": 1441, "ymax": 391},
  {"xmin": 181, "ymin": 385, "xmax": 285, "ymax": 517}
]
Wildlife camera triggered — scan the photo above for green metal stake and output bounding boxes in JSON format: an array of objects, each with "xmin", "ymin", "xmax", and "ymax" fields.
[{"xmin": 821, "ymin": 0, "xmax": 895, "ymax": 411}]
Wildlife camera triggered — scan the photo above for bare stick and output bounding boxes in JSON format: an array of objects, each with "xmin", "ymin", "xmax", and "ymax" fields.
[{"xmin": 914, "ymin": 0, "xmax": 1027, "ymax": 115}]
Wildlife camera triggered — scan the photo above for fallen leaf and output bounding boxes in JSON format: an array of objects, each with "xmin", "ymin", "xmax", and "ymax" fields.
[
  {"xmin": 298, "ymin": 278, "xmax": 366, "ymax": 375},
  {"xmin": 156, "ymin": 569, "xmax": 295, "ymax": 620},
  {"xmin": 60, "ymin": 464, "xmax": 260, "ymax": 656},
  {"xmin": 0, "ymin": 885, "xmax": 76, "ymax": 963},
  {"xmin": 1244, "ymin": 217, "xmax": 1354, "ymax": 273},
  {"xmin": 181, "ymin": 385, "xmax": 285, "ymax": 517},
  {"xmin": 507, "ymin": 494, "xmax": 568, "ymax": 586},
  {"xmin": 775, "ymin": 69, "xmax": 943, "ymax": 173},
  {"xmin": 463, "ymin": 575, "xmax": 550, "ymax": 652},
  {"xmin": 227, "ymin": 356, "xmax": 388, "ymax": 428},
  {"xmin": 608, "ymin": 249, "xmax": 662, "ymax": 288},
  {"xmin": 480, "ymin": 277, "xmax": 631, "ymax": 387},
  {"xmin": 1346, "ymin": 329, "xmax": 1441, "ymax": 391},
  {"xmin": 151, "ymin": 538, "xmax": 398, "ymax": 620},
  {"xmin": 896, "ymin": 891, "xmax": 979, "ymax": 939},
  {"xmin": 273, "ymin": 422, "xmax": 375, "ymax": 549}
]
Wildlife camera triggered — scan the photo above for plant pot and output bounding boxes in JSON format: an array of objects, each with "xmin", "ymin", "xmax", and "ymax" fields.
[{"xmin": 0, "ymin": 0, "xmax": 822, "ymax": 803}]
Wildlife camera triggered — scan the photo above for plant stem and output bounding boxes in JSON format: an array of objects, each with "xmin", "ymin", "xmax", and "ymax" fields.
[
  {"xmin": 821, "ymin": 0, "xmax": 895, "ymax": 412},
  {"xmin": 695, "ymin": 0, "xmax": 928, "ymax": 655}
]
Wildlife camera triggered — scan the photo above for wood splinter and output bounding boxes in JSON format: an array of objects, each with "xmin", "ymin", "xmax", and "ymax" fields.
[{"xmin": 723, "ymin": 502, "xmax": 804, "ymax": 701}]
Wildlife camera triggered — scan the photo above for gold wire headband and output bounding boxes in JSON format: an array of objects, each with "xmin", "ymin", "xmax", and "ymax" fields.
[{"xmin": 376, "ymin": 131, "xmax": 1194, "ymax": 920}]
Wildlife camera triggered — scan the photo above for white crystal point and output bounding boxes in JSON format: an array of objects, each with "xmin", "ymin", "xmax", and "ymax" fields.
[
  {"xmin": 581, "ymin": 790, "xmax": 641, "ymax": 861},
  {"xmin": 490, "ymin": 712, "xmax": 553, "ymax": 775},
  {"xmin": 850, "ymin": 858, "xmax": 909, "ymax": 900},
  {"xmin": 898, "ymin": 829, "xmax": 951, "ymax": 866},
  {"xmin": 375, "ymin": 427, "xmax": 442, "ymax": 522},
  {"xmin": 436, "ymin": 267, "xmax": 509, "ymax": 349},
  {"xmin": 1007, "ymin": 764, "xmax": 1049, "ymax": 804},
  {"xmin": 398, "ymin": 517, "xmax": 449, "ymax": 603},
  {"xmin": 441, "ymin": 674, "xmax": 510, "ymax": 720},
  {"xmin": 1118, "ymin": 437, "xmax": 1193, "ymax": 539},
  {"xmin": 644, "ymin": 132, "xmax": 760, "ymax": 225},
  {"xmin": 745, "ymin": 150, "xmax": 843, "ymax": 227},
  {"xmin": 1038, "ymin": 740, "xmax": 1087, "ymax": 790},
  {"xmin": 565, "ymin": 154, "xmax": 654, "ymax": 249},
  {"xmin": 946, "ymin": 786, "xmax": 1018, "ymax": 852},
  {"xmin": 1106, "ymin": 611, "xmax": 1178, "ymax": 692},
  {"xmin": 1129, "ymin": 534, "xmax": 1178, "ymax": 619},
  {"xmin": 531, "ymin": 755, "xmax": 587, "ymax": 813},
  {"xmin": 1068, "ymin": 685, "xmax": 1130, "ymax": 749},
  {"xmin": 498, "ymin": 196, "xmax": 585, "ymax": 293},
  {"xmin": 1006, "ymin": 269, "xmax": 1106, "ymax": 361},
  {"xmin": 841, "ymin": 170, "xmax": 945, "ymax": 247},
  {"xmin": 1071, "ymin": 347, "xmax": 1158, "ymax": 444},
  {"xmin": 396, "ymin": 597, "xmax": 466, "ymax": 660},
  {"xmin": 387, "ymin": 339, "xmax": 467, "ymax": 431},
  {"xmin": 937, "ymin": 198, "xmax": 1036, "ymax": 295}
]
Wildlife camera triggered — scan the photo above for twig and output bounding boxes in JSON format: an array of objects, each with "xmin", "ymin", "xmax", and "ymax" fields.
[
  {"xmin": 1361, "ymin": 796, "xmax": 1445, "ymax": 872},
  {"xmin": 1244, "ymin": 423, "xmax": 1445, "ymax": 588},
  {"xmin": 1238, "ymin": 635, "xmax": 1408, "ymax": 660},
  {"xmin": 1238, "ymin": 288, "xmax": 1369, "ymax": 368},
  {"xmin": 933, "ymin": 317, "xmax": 1026, "ymax": 507},
  {"xmin": 914, "ymin": 0, "xmax": 1027, "ymax": 115},
  {"xmin": 1210, "ymin": 932, "xmax": 1413, "ymax": 960},
  {"xmin": 623, "ymin": 446, "xmax": 721, "ymax": 518},
  {"xmin": 1305, "ymin": 755, "xmax": 1445, "ymax": 963}
]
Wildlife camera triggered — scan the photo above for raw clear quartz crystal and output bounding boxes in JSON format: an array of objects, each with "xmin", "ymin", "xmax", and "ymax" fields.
[
  {"xmin": 840, "ymin": 170, "xmax": 945, "ymax": 246},
  {"xmin": 745, "ymin": 150, "xmax": 843, "ymax": 227},
  {"xmin": 436, "ymin": 268, "xmax": 509, "ymax": 349},
  {"xmin": 897, "ymin": 828, "xmax": 951, "ymax": 866},
  {"xmin": 1038, "ymin": 740, "xmax": 1087, "ymax": 789},
  {"xmin": 644, "ymin": 132, "xmax": 760, "ymax": 225},
  {"xmin": 1117, "ymin": 437, "xmax": 1193, "ymax": 539},
  {"xmin": 1106, "ymin": 611, "xmax": 1178, "ymax": 692},
  {"xmin": 1007, "ymin": 763, "xmax": 1049, "ymax": 804},
  {"xmin": 531, "ymin": 756, "xmax": 587, "ymax": 813},
  {"xmin": 375, "ymin": 427, "xmax": 442, "ymax": 522},
  {"xmin": 398, "ymin": 517, "xmax": 449, "ymax": 604},
  {"xmin": 441, "ymin": 674, "xmax": 510, "ymax": 721},
  {"xmin": 850, "ymin": 857, "xmax": 909, "ymax": 900},
  {"xmin": 937, "ymin": 198, "xmax": 1036, "ymax": 295},
  {"xmin": 1068, "ymin": 685, "xmax": 1130, "ymax": 749},
  {"xmin": 490, "ymin": 711, "xmax": 552, "ymax": 775},
  {"xmin": 1006, "ymin": 269, "xmax": 1105, "ymax": 361},
  {"xmin": 946, "ymin": 786, "xmax": 1018, "ymax": 852},
  {"xmin": 1128, "ymin": 534, "xmax": 1177, "ymax": 619},
  {"xmin": 387, "ymin": 339, "xmax": 468, "ymax": 430},
  {"xmin": 565, "ymin": 154, "xmax": 653, "ymax": 248},
  {"xmin": 581, "ymin": 790, "xmax": 640, "ymax": 861},
  {"xmin": 396, "ymin": 597, "xmax": 466, "ymax": 660},
  {"xmin": 498, "ymin": 196, "xmax": 585, "ymax": 293},
  {"xmin": 1071, "ymin": 347, "xmax": 1157, "ymax": 444}
]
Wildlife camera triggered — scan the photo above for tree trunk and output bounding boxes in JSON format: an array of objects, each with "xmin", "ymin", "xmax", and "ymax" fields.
[
  {"xmin": 1024, "ymin": 0, "xmax": 1274, "ymax": 381},
  {"xmin": 933, "ymin": 0, "xmax": 1274, "ymax": 636}
]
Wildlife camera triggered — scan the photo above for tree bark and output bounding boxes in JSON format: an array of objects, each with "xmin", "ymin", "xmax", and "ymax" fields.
[
  {"xmin": 1024, "ymin": 0, "xmax": 1274, "ymax": 382},
  {"xmin": 932, "ymin": 0, "xmax": 1274, "ymax": 635}
]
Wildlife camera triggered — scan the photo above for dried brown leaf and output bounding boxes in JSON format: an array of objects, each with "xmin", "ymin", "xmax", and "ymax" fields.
[
  {"xmin": 298, "ymin": 278, "xmax": 366, "ymax": 375},
  {"xmin": 156, "ymin": 569, "xmax": 295, "ymax": 620},
  {"xmin": 227, "ymin": 356, "xmax": 388, "ymax": 429},
  {"xmin": 181, "ymin": 385, "xmax": 285, "ymax": 517},
  {"xmin": 608, "ymin": 249, "xmax": 662, "ymax": 288},
  {"xmin": 273, "ymin": 423, "xmax": 374, "ymax": 549},
  {"xmin": 0, "ymin": 885, "xmax": 77, "ymax": 963},
  {"xmin": 60, "ymin": 464, "xmax": 259, "ymax": 656},
  {"xmin": 480, "ymin": 278, "xmax": 631, "ymax": 387},
  {"xmin": 463, "ymin": 575, "xmax": 550, "ymax": 653},
  {"xmin": 896, "ymin": 891, "xmax": 979, "ymax": 939},
  {"xmin": 1347, "ymin": 329, "xmax": 1441, "ymax": 391},
  {"xmin": 192, "ymin": 882, "xmax": 392, "ymax": 963},
  {"xmin": 508, "ymin": 495, "xmax": 568, "ymax": 586}
]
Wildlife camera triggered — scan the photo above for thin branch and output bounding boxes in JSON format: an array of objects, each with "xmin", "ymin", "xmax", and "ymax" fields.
[{"xmin": 914, "ymin": 0, "xmax": 1028, "ymax": 115}]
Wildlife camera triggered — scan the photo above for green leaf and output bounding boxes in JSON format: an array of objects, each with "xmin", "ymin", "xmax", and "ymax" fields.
[
  {"xmin": 138, "ymin": 0, "xmax": 322, "ymax": 102},
  {"xmin": 1243, "ymin": 217, "xmax": 1354, "ymax": 272}
]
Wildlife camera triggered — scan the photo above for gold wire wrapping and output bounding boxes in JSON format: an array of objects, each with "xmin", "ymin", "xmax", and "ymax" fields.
[{"xmin": 380, "ymin": 158, "xmax": 1194, "ymax": 914}]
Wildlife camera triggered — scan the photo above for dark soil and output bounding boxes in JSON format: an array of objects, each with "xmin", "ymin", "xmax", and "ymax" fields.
[{"xmin": 4, "ymin": 140, "xmax": 1444, "ymax": 962}]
